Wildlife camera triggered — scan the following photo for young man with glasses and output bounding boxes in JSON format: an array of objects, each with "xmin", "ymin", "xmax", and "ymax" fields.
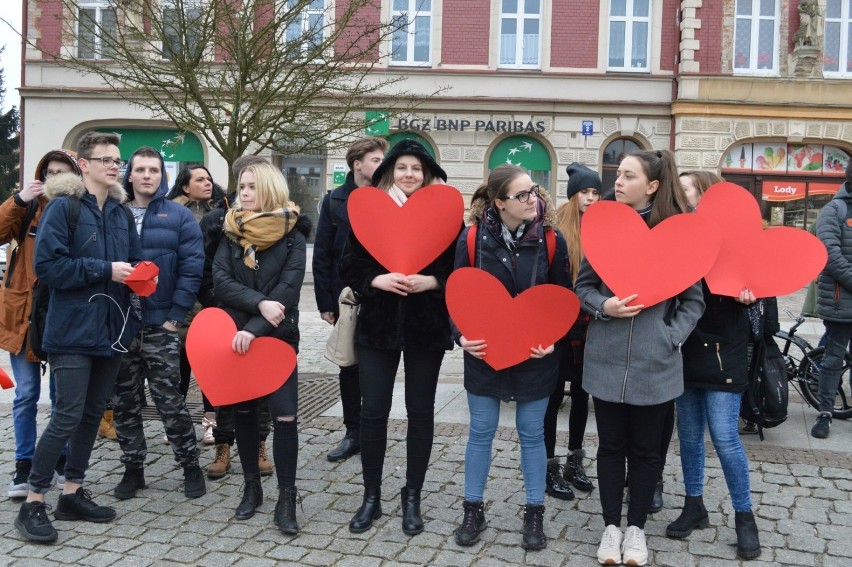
[
  {"xmin": 1, "ymin": 150, "xmax": 81, "ymax": 499},
  {"xmin": 15, "ymin": 132, "xmax": 142, "ymax": 543}
]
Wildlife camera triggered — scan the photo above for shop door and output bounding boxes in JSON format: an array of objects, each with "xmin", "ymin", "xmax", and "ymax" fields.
[{"xmin": 284, "ymin": 158, "xmax": 323, "ymax": 243}]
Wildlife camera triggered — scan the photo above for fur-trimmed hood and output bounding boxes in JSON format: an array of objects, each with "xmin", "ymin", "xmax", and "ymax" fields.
[
  {"xmin": 43, "ymin": 172, "xmax": 128, "ymax": 203},
  {"xmin": 467, "ymin": 188, "xmax": 557, "ymax": 228}
]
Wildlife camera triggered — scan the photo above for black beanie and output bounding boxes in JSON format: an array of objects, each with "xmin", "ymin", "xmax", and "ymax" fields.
[
  {"xmin": 565, "ymin": 162, "xmax": 601, "ymax": 200},
  {"xmin": 371, "ymin": 139, "xmax": 447, "ymax": 186}
]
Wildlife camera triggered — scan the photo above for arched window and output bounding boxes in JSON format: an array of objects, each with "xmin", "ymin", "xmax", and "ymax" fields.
[
  {"xmin": 488, "ymin": 135, "xmax": 552, "ymax": 191},
  {"xmin": 386, "ymin": 131, "xmax": 436, "ymax": 158},
  {"xmin": 601, "ymin": 137, "xmax": 641, "ymax": 198}
]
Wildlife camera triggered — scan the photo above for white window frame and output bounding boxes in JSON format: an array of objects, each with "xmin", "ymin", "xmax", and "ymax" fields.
[
  {"xmin": 824, "ymin": 0, "xmax": 852, "ymax": 77},
  {"xmin": 607, "ymin": 0, "xmax": 652, "ymax": 72},
  {"xmin": 499, "ymin": 0, "xmax": 541, "ymax": 69},
  {"xmin": 283, "ymin": 0, "xmax": 330, "ymax": 55},
  {"xmin": 77, "ymin": 1, "xmax": 117, "ymax": 60},
  {"xmin": 733, "ymin": 0, "xmax": 780, "ymax": 75},
  {"xmin": 390, "ymin": 0, "xmax": 432, "ymax": 66},
  {"xmin": 161, "ymin": 0, "xmax": 206, "ymax": 61}
]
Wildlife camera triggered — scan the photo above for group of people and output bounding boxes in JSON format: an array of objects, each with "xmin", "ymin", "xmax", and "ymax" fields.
[{"xmin": 6, "ymin": 130, "xmax": 848, "ymax": 565}]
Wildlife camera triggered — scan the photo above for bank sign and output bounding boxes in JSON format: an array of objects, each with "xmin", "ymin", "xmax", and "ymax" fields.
[{"xmin": 397, "ymin": 116, "xmax": 546, "ymax": 133}]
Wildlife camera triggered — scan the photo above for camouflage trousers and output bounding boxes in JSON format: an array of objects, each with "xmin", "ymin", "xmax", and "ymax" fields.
[{"xmin": 112, "ymin": 327, "xmax": 199, "ymax": 468}]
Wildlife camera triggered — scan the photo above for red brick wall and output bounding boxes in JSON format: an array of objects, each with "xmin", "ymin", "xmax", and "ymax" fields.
[
  {"xmin": 442, "ymin": 0, "xmax": 490, "ymax": 65},
  {"xmin": 335, "ymin": 0, "xmax": 381, "ymax": 62},
  {"xmin": 35, "ymin": 0, "xmax": 63, "ymax": 57},
  {"xmin": 659, "ymin": 0, "xmax": 678, "ymax": 71},
  {"xmin": 550, "ymin": 0, "xmax": 598, "ymax": 68},
  {"xmin": 787, "ymin": 1, "xmax": 800, "ymax": 52},
  {"xmin": 694, "ymin": 0, "xmax": 723, "ymax": 73}
]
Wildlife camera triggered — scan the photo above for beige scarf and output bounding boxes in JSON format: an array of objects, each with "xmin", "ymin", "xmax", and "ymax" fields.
[
  {"xmin": 388, "ymin": 184, "xmax": 409, "ymax": 207},
  {"xmin": 223, "ymin": 204, "xmax": 300, "ymax": 269}
]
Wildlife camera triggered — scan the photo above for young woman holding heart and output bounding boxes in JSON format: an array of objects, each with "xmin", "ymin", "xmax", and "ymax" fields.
[
  {"xmin": 212, "ymin": 162, "xmax": 310, "ymax": 534},
  {"xmin": 451, "ymin": 164, "xmax": 571, "ymax": 551},
  {"xmin": 574, "ymin": 149, "xmax": 705, "ymax": 566},
  {"xmin": 338, "ymin": 139, "xmax": 456, "ymax": 536}
]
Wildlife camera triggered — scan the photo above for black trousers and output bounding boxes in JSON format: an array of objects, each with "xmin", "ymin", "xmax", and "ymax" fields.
[
  {"xmin": 593, "ymin": 397, "xmax": 673, "ymax": 529},
  {"xmin": 358, "ymin": 346, "xmax": 444, "ymax": 491},
  {"xmin": 339, "ymin": 363, "xmax": 361, "ymax": 434},
  {"xmin": 544, "ymin": 345, "xmax": 590, "ymax": 457}
]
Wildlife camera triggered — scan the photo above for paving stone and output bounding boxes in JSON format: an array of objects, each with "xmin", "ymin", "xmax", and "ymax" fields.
[{"xmin": 774, "ymin": 548, "xmax": 818, "ymax": 566}]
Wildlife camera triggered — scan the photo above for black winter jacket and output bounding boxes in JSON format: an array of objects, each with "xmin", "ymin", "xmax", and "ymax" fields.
[
  {"xmin": 212, "ymin": 215, "xmax": 311, "ymax": 350},
  {"xmin": 682, "ymin": 281, "xmax": 751, "ymax": 393},
  {"xmin": 453, "ymin": 201, "xmax": 572, "ymax": 402},
  {"xmin": 339, "ymin": 228, "xmax": 457, "ymax": 352},
  {"xmin": 816, "ymin": 181, "xmax": 852, "ymax": 322},
  {"xmin": 313, "ymin": 173, "xmax": 357, "ymax": 314}
]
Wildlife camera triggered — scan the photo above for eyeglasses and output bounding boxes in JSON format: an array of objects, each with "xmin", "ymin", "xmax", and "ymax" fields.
[
  {"xmin": 86, "ymin": 156, "xmax": 125, "ymax": 169},
  {"xmin": 503, "ymin": 185, "xmax": 541, "ymax": 204}
]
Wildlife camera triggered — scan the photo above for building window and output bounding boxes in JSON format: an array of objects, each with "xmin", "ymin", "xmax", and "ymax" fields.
[
  {"xmin": 488, "ymin": 135, "xmax": 552, "ymax": 192},
  {"xmin": 285, "ymin": 0, "xmax": 327, "ymax": 53},
  {"xmin": 391, "ymin": 0, "xmax": 432, "ymax": 65},
  {"xmin": 824, "ymin": 0, "xmax": 852, "ymax": 75},
  {"xmin": 608, "ymin": 0, "xmax": 651, "ymax": 71},
  {"xmin": 733, "ymin": 0, "xmax": 779, "ymax": 74},
  {"xmin": 162, "ymin": 1, "xmax": 205, "ymax": 61},
  {"xmin": 602, "ymin": 137, "xmax": 641, "ymax": 199},
  {"xmin": 77, "ymin": 1, "xmax": 117, "ymax": 60},
  {"xmin": 499, "ymin": 0, "xmax": 541, "ymax": 68}
]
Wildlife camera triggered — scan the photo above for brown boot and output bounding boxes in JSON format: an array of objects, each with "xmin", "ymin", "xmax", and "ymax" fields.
[
  {"xmin": 206, "ymin": 444, "xmax": 231, "ymax": 479},
  {"xmin": 98, "ymin": 410, "xmax": 117, "ymax": 441},
  {"xmin": 258, "ymin": 440, "xmax": 273, "ymax": 477}
]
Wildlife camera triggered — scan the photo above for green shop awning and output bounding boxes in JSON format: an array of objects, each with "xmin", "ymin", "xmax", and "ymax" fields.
[
  {"xmin": 489, "ymin": 135, "xmax": 551, "ymax": 171},
  {"xmin": 109, "ymin": 128, "xmax": 205, "ymax": 162}
]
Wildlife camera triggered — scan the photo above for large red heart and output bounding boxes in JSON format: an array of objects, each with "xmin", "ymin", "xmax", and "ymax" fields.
[
  {"xmin": 348, "ymin": 185, "xmax": 464, "ymax": 274},
  {"xmin": 697, "ymin": 182, "xmax": 827, "ymax": 298},
  {"xmin": 581, "ymin": 201, "xmax": 721, "ymax": 308},
  {"xmin": 446, "ymin": 267, "xmax": 580, "ymax": 371},
  {"xmin": 186, "ymin": 308, "xmax": 296, "ymax": 406}
]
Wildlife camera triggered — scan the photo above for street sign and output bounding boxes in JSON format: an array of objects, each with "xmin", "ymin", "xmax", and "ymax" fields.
[
  {"xmin": 365, "ymin": 111, "xmax": 390, "ymax": 136},
  {"xmin": 333, "ymin": 163, "xmax": 347, "ymax": 185},
  {"xmin": 582, "ymin": 120, "xmax": 594, "ymax": 137}
]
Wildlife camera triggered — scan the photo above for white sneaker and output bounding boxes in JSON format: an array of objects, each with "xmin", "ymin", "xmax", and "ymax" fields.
[
  {"xmin": 162, "ymin": 434, "xmax": 170, "ymax": 445},
  {"xmin": 53, "ymin": 473, "xmax": 66, "ymax": 491},
  {"xmin": 8, "ymin": 479, "xmax": 28, "ymax": 499},
  {"xmin": 201, "ymin": 412, "xmax": 216, "ymax": 445},
  {"xmin": 597, "ymin": 524, "xmax": 623, "ymax": 565},
  {"xmin": 621, "ymin": 525, "xmax": 648, "ymax": 566}
]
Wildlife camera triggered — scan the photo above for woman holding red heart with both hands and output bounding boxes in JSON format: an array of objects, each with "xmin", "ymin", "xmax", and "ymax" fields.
[
  {"xmin": 339, "ymin": 139, "xmax": 456, "ymax": 536},
  {"xmin": 574, "ymin": 149, "xmax": 705, "ymax": 566},
  {"xmin": 451, "ymin": 164, "xmax": 571, "ymax": 551},
  {"xmin": 212, "ymin": 162, "xmax": 310, "ymax": 534}
]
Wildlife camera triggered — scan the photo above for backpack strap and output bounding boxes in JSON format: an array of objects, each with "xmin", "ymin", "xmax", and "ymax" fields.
[
  {"xmin": 467, "ymin": 224, "xmax": 478, "ymax": 267},
  {"xmin": 327, "ymin": 192, "xmax": 339, "ymax": 229},
  {"xmin": 544, "ymin": 228, "xmax": 556, "ymax": 265}
]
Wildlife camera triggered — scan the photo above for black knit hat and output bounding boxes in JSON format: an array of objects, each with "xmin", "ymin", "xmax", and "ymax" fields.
[
  {"xmin": 565, "ymin": 162, "xmax": 601, "ymax": 200},
  {"xmin": 371, "ymin": 139, "xmax": 447, "ymax": 186}
]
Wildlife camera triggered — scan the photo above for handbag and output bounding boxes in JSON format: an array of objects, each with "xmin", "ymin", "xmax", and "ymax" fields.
[{"xmin": 324, "ymin": 287, "xmax": 359, "ymax": 367}]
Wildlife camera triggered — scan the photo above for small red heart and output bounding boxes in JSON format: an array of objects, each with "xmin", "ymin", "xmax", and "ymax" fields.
[
  {"xmin": 186, "ymin": 308, "xmax": 296, "ymax": 406},
  {"xmin": 581, "ymin": 201, "xmax": 721, "ymax": 308},
  {"xmin": 697, "ymin": 182, "xmax": 828, "ymax": 297},
  {"xmin": 348, "ymin": 185, "xmax": 464, "ymax": 274},
  {"xmin": 446, "ymin": 268, "xmax": 580, "ymax": 371}
]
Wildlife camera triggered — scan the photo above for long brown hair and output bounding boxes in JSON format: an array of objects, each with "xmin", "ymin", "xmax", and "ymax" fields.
[
  {"xmin": 629, "ymin": 149, "xmax": 689, "ymax": 227},
  {"xmin": 679, "ymin": 170, "xmax": 724, "ymax": 202},
  {"xmin": 470, "ymin": 164, "xmax": 526, "ymax": 206},
  {"xmin": 556, "ymin": 200, "xmax": 584, "ymax": 282}
]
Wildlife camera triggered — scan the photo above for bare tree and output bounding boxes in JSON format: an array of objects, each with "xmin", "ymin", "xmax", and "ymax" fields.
[{"xmin": 40, "ymin": 0, "xmax": 437, "ymax": 186}]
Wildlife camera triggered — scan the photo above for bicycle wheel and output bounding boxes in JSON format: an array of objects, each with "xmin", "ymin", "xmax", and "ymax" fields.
[{"xmin": 799, "ymin": 347, "xmax": 852, "ymax": 420}]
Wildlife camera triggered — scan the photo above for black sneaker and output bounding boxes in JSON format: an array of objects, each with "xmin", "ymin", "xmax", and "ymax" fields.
[
  {"xmin": 113, "ymin": 467, "xmax": 145, "ymax": 500},
  {"xmin": 183, "ymin": 465, "xmax": 207, "ymax": 499},
  {"xmin": 8, "ymin": 459, "xmax": 31, "ymax": 498},
  {"xmin": 811, "ymin": 413, "xmax": 832, "ymax": 439},
  {"xmin": 15, "ymin": 501, "xmax": 58, "ymax": 543},
  {"xmin": 55, "ymin": 488, "xmax": 116, "ymax": 523}
]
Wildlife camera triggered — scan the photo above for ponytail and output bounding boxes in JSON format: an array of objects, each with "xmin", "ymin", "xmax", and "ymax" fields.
[{"xmin": 629, "ymin": 149, "xmax": 689, "ymax": 227}]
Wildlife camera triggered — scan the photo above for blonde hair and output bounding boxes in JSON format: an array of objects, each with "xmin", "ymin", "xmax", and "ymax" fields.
[
  {"xmin": 556, "ymin": 199, "xmax": 584, "ymax": 282},
  {"xmin": 237, "ymin": 162, "xmax": 290, "ymax": 212}
]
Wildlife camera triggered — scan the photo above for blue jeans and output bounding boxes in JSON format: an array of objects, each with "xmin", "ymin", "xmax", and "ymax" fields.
[
  {"xmin": 464, "ymin": 392, "xmax": 548, "ymax": 505},
  {"xmin": 28, "ymin": 354, "xmax": 122, "ymax": 493},
  {"xmin": 817, "ymin": 321, "xmax": 852, "ymax": 412},
  {"xmin": 676, "ymin": 387, "xmax": 752, "ymax": 512},
  {"xmin": 10, "ymin": 352, "xmax": 56, "ymax": 461}
]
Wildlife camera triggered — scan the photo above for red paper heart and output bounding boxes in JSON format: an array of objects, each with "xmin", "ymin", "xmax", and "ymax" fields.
[
  {"xmin": 348, "ymin": 185, "xmax": 464, "ymax": 274},
  {"xmin": 186, "ymin": 308, "xmax": 296, "ymax": 406},
  {"xmin": 697, "ymin": 182, "xmax": 828, "ymax": 297},
  {"xmin": 0, "ymin": 367, "xmax": 13, "ymax": 390},
  {"xmin": 446, "ymin": 268, "xmax": 580, "ymax": 371},
  {"xmin": 581, "ymin": 201, "xmax": 721, "ymax": 308},
  {"xmin": 125, "ymin": 261, "xmax": 159, "ymax": 297}
]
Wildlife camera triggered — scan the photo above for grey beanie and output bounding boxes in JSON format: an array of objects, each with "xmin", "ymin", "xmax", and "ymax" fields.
[{"xmin": 565, "ymin": 162, "xmax": 601, "ymax": 200}]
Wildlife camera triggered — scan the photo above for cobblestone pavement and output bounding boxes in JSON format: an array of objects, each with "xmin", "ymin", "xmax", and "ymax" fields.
[{"xmin": 0, "ymin": 277, "xmax": 850, "ymax": 565}]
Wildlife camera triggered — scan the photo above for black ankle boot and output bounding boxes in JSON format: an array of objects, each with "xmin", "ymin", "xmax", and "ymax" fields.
[
  {"xmin": 234, "ymin": 476, "xmax": 263, "ymax": 520},
  {"xmin": 666, "ymin": 495, "xmax": 710, "ymax": 538},
  {"xmin": 274, "ymin": 486, "xmax": 300, "ymax": 535},
  {"xmin": 564, "ymin": 450, "xmax": 594, "ymax": 492},
  {"xmin": 650, "ymin": 480, "xmax": 664, "ymax": 513},
  {"xmin": 454, "ymin": 500, "xmax": 486, "ymax": 546},
  {"xmin": 735, "ymin": 511, "xmax": 761, "ymax": 560},
  {"xmin": 349, "ymin": 487, "xmax": 382, "ymax": 533},
  {"xmin": 545, "ymin": 458, "xmax": 575, "ymax": 501},
  {"xmin": 521, "ymin": 504, "xmax": 546, "ymax": 550},
  {"xmin": 401, "ymin": 486, "xmax": 423, "ymax": 535}
]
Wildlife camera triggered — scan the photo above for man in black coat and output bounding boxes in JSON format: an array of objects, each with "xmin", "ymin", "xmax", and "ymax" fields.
[{"xmin": 313, "ymin": 137, "xmax": 387, "ymax": 461}]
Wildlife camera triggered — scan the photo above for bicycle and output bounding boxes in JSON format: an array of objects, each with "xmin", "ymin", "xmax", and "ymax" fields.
[{"xmin": 774, "ymin": 312, "xmax": 852, "ymax": 420}]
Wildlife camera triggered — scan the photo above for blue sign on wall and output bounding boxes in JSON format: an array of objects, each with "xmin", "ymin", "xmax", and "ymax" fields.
[{"xmin": 581, "ymin": 120, "xmax": 594, "ymax": 137}]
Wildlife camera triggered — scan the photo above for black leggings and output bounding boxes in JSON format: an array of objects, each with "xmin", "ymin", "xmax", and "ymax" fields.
[
  {"xmin": 544, "ymin": 344, "xmax": 590, "ymax": 457},
  {"xmin": 358, "ymin": 346, "xmax": 444, "ymax": 491}
]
